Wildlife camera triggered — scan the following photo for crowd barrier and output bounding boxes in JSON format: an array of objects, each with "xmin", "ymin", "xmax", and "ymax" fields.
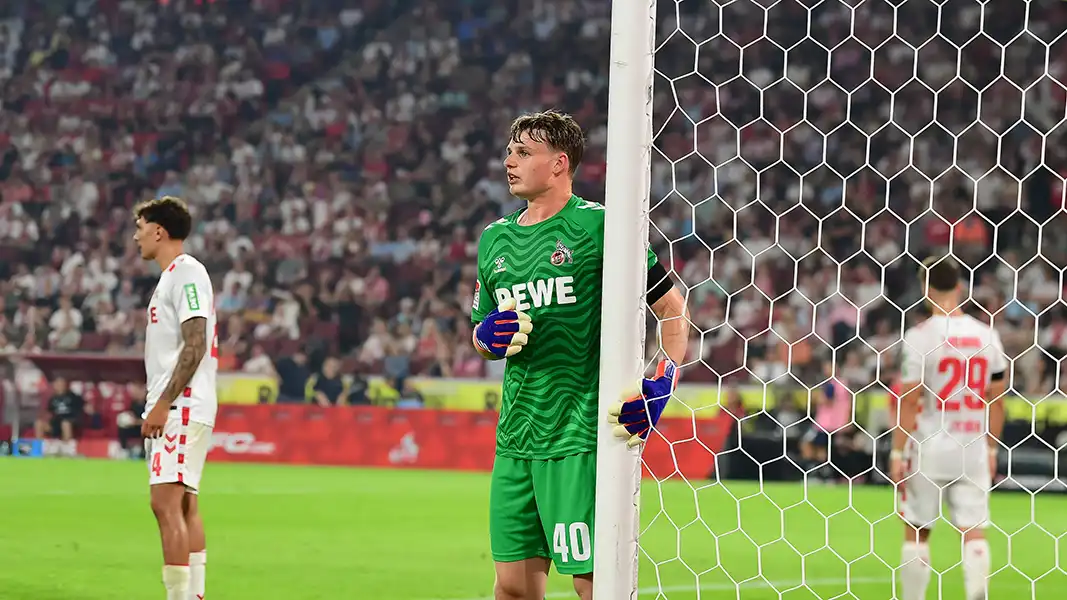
[
  {"xmin": 3, "ymin": 404, "xmax": 735, "ymax": 481},
  {"xmin": 201, "ymin": 404, "xmax": 734, "ymax": 480}
]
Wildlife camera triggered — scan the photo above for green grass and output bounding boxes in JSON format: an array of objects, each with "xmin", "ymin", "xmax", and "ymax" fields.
[{"xmin": 0, "ymin": 458, "xmax": 1064, "ymax": 599}]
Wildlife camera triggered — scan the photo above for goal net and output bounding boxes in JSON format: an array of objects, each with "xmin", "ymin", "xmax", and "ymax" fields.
[{"xmin": 613, "ymin": 0, "xmax": 1067, "ymax": 598}]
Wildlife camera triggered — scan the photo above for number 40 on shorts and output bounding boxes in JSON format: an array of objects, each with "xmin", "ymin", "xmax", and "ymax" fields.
[{"xmin": 552, "ymin": 522, "xmax": 591, "ymax": 563}]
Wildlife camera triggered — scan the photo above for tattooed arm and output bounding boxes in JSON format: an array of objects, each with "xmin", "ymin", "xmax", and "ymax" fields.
[{"xmin": 157, "ymin": 317, "xmax": 208, "ymax": 408}]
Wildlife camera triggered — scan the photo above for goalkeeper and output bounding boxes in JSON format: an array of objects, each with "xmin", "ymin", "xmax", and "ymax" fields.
[{"xmin": 471, "ymin": 110, "xmax": 689, "ymax": 600}]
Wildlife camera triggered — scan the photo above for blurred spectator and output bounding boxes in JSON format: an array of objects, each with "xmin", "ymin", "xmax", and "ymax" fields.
[
  {"xmin": 242, "ymin": 343, "xmax": 279, "ymax": 378},
  {"xmin": 358, "ymin": 319, "xmax": 390, "ymax": 363},
  {"xmin": 116, "ymin": 395, "xmax": 147, "ymax": 459},
  {"xmin": 275, "ymin": 351, "xmax": 311, "ymax": 403},
  {"xmin": 773, "ymin": 392, "xmax": 805, "ymax": 431},
  {"xmin": 451, "ymin": 327, "xmax": 484, "ymax": 378},
  {"xmin": 383, "ymin": 337, "xmax": 412, "ymax": 392},
  {"xmin": 722, "ymin": 387, "xmax": 746, "ymax": 421},
  {"xmin": 800, "ymin": 364, "xmax": 854, "ymax": 481},
  {"xmin": 311, "ymin": 357, "xmax": 344, "ymax": 406},
  {"xmin": 33, "ymin": 377, "xmax": 86, "ymax": 452},
  {"xmin": 395, "ymin": 380, "xmax": 425, "ymax": 409},
  {"xmin": 346, "ymin": 372, "xmax": 371, "ymax": 406}
]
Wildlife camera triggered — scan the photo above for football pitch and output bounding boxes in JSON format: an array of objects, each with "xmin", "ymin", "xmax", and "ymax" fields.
[{"xmin": 0, "ymin": 459, "xmax": 1064, "ymax": 599}]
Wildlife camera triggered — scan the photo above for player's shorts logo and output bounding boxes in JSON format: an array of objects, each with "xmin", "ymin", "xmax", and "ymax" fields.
[{"xmin": 551, "ymin": 240, "xmax": 573, "ymax": 266}]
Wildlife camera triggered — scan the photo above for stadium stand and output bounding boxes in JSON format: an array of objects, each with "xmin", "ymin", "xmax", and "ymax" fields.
[{"xmin": 0, "ymin": 0, "xmax": 1064, "ymax": 453}]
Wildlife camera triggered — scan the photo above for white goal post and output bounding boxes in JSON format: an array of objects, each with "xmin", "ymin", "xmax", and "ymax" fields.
[{"xmin": 595, "ymin": 0, "xmax": 658, "ymax": 598}]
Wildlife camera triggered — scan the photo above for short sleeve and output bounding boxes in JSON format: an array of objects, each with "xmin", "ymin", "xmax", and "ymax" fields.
[
  {"xmin": 471, "ymin": 276, "xmax": 494, "ymax": 324},
  {"xmin": 471, "ymin": 228, "xmax": 495, "ymax": 324},
  {"xmin": 900, "ymin": 328, "xmax": 924, "ymax": 385},
  {"xmin": 647, "ymin": 246, "xmax": 658, "ymax": 269},
  {"xmin": 172, "ymin": 264, "xmax": 213, "ymax": 323}
]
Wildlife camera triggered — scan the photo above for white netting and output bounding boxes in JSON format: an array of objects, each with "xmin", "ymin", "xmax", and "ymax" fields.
[{"xmin": 639, "ymin": 0, "xmax": 1067, "ymax": 598}]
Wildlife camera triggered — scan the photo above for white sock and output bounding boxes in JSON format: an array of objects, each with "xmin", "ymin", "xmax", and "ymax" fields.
[
  {"xmin": 899, "ymin": 541, "xmax": 931, "ymax": 600},
  {"xmin": 189, "ymin": 550, "xmax": 206, "ymax": 600},
  {"xmin": 962, "ymin": 539, "xmax": 990, "ymax": 600},
  {"xmin": 162, "ymin": 564, "xmax": 191, "ymax": 600}
]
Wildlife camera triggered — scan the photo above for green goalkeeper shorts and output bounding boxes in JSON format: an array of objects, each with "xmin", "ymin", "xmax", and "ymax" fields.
[{"xmin": 489, "ymin": 453, "xmax": 596, "ymax": 575}]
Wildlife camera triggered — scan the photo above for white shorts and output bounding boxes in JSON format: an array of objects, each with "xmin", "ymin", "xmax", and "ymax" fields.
[
  {"xmin": 145, "ymin": 407, "xmax": 213, "ymax": 493},
  {"xmin": 897, "ymin": 469, "xmax": 990, "ymax": 531}
]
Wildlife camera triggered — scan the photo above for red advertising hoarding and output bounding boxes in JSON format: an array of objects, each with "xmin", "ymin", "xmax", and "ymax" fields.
[{"xmin": 207, "ymin": 404, "xmax": 734, "ymax": 480}]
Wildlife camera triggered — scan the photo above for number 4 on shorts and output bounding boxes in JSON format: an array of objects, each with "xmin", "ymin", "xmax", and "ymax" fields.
[
  {"xmin": 552, "ymin": 522, "xmax": 592, "ymax": 563},
  {"xmin": 151, "ymin": 452, "xmax": 162, "ymax": 477}
]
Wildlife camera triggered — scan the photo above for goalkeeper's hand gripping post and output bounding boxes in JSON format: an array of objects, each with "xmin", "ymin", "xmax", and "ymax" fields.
[
  {"xmin": 608, "ymin": 359, "xmax": 679, "ymax": 448},
  {"xmin": 473, "ymin": 298, "xmax": 533, "ymax": 360}
]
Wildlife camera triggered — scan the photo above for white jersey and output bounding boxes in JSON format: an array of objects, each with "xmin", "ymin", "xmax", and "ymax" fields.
[
  {"xmin": 143, "ymin": 254, "xmax": 218, "ymax": 427},
  {"xmin": 900, "ymin": 313, "xmax": 1007, "ymax": 481}
]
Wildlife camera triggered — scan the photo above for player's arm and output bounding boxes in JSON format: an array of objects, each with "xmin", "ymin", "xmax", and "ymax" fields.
[
  {"xmin": 470, "ymin": 228, "xmax": 532, "ymax": 361},
  {"xmin": 987, "ymin": 376, "xmax": 1006, "ymax": 447},
  {"xmin": 986, "ymin": 331, "xmax": 1009, "ymax": 452},
  {"xmin": 890, "ymin": 330, "xmax": 923, "ymax": 478},
  {"xmin": 608, "ymin": 261, "xmax": 689, "ymax": 447},
  {"xmin": 470, "ymin": 262, "xmax": 531, "ymax": 362},
  {"xmin": 892, "ymin": 381, "xmax": 922, "ymax": 455},
  {"xmin": 470, "ymin": 269, "xmax": 498, "ymax": 360},
  {"xmin": 157, "ymin": 317, "xmax": 208, "ymax": 408},
  {"xmin": 647, "ymin": 260, "xmax": 688, "ymax": 365}
]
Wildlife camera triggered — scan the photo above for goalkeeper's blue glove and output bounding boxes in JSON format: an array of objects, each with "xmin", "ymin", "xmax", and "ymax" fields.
[
  {"xmin": 473, "ymin": 298, "xmax": 533, "ymax": 359},
  {"xmin": 608, "ymin": 359, "xmax": 678, "ymax": 447}
]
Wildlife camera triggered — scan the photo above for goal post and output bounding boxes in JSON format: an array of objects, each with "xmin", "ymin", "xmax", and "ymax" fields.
[{"xmin": 594, "ymin": 0, "xmax": 659, "ymax": 598}]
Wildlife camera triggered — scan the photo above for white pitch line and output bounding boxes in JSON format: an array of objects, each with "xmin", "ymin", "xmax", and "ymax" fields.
[{"xmin": 430, "ymin": 576, "xmax": 887, "ymax": 600}]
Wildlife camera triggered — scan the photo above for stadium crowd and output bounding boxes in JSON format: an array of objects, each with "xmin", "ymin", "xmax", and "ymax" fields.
[{"xmin": 1, "ymin": 0, "xmax": 1066, "ymax": 429}]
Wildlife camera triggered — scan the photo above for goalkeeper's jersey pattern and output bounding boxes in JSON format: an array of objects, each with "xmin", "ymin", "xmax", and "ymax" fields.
[{"xmin": 472, "ymin": 195, "xmax": 658, "ymax": 460}]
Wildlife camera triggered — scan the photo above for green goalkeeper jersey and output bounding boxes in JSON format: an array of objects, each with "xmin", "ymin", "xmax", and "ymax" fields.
[{"xmin": 471, "ymin": 195, "xmax": 658, "ymax": 460}]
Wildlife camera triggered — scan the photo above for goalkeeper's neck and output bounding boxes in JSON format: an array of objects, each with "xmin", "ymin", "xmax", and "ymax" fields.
[{"xmin": 520, "ymin": 184, "xmax": 573, "ymax": 226}]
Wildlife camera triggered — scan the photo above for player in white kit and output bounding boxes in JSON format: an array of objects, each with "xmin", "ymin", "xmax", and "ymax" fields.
[
  {"xmin": 891, "ymin": 257, "xmax": 1007, "ymax": 600},
  {"xmin": 134, "ymin": 196, "xmax": 218, "ymax": 600}
]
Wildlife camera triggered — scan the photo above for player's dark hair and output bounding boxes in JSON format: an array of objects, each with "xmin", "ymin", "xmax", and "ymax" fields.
[
  {"xmin": 509, "ymin": 110, "xmax": 585, "ymax": 175},
  {"xmin": 134, "ymin": 196, "xmax": 192, "ymax": 241},
  {"xmin": 922, "ymin": 256, "xmax": 960, "ymax": 292}
]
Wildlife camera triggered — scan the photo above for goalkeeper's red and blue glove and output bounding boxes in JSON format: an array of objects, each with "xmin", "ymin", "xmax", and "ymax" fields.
[
  {"xmin": 473, "ymin": 298, "xmax": 533, "ymax": 359},
  {"xmin": 608, "ymin": 359, "xmax": 678, "ymax": 447}
]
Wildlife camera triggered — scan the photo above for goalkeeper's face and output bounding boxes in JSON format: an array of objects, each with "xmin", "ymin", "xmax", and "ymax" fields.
[{"xmin": 503, "ymin": 130, "xmax": 566, "ymax": 200}]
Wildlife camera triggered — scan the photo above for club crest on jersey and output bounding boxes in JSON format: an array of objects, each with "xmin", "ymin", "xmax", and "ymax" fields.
[
  {"xmin": 493, "ymin": 257, "xmax": 507, "ymax": 273},
  {"xmin": 550, "ymin": 240, "xmax": 573, "ymax": 266}
]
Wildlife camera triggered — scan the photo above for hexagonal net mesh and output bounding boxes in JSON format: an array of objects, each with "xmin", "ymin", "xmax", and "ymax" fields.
[{"xmin": 636, "ymin": 0, "xmax": 1067, "ymax": 598}]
